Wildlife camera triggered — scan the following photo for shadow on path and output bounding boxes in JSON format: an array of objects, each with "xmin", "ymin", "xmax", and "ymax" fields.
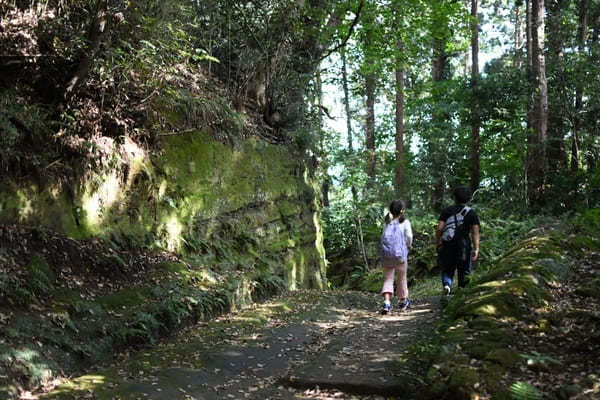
[{"xmin": 42, "ymin": 291, "xmax": 441, "ymax": 400}]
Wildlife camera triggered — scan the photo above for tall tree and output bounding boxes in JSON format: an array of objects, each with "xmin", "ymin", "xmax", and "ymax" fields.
[
  {"xmin": 430, "ymin": 3, "xmax": 452, "ymax": 211},
  {"xmin": 573, "ymin": 0, "xmax": 590, "ymax": 171},
  {"xmin": 527, "ymin": 0, "xmax": 548, "ymax": 206},
  {"xmin": 546, "ymin": 0, "xmax": 568, "ymax": 174},
  {"xmin": 470, "ymin": 0, "xmax": 480, "ymax": 193},
  {"xmin": 514, "ymin": 0, "xmax": 524, "ymax": 68},
  {"xmin": 341, "ymin": 48, "xmax": 354, "ymax": 154},
  {"xmin": 365, "ymin": 71, "xmax": 376, "ymax": 189},
  {"xmin": 362, "ymin": 2, "xmax": 377, "ymax": 191},
  {"xmin": 393, "ymin": 5, "xmax": 406, "ymax": 198}
]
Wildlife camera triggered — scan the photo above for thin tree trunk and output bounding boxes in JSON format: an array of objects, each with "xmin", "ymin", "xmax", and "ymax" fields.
[
  {"xmin": 526, "ymin": 0, "xmax": 532, "ymax": 68},
  {"xmin": 587, "ymin": 8, "xmax": 600, "ymax": 169},
  {"xmin": 471, "ymin": 0, "xmax": 480, "ymax": 193},
  {"xmin": 315, "ymin": 69, "xmax": 330, "ymax": 207},
  {"xmin": 573, "ymin": 0, "xmax": 589, "ymax": 171},
  {"xmin": 528, "ymin": 0, "xmax": 548, "ymax": 207},
  {"xmin": 365, "ymin": 71, "xmax": 376, "ymax": 190},
  {"xmin": 546, "ymin": 0, "xmax": 568, "ymax": 174},
  {"xmin": 431, "ymin": 30, "xmax": 449, "ymax": 212},
  {"xmin": 524, "ymin": 0, "xmax": 533, "ymax": 204},
  {"xmin": 341, "ymin": 49, "xmax": 354, "ymax": 153},
  {"xmin": 342, "ymin": 46, "xmax": 362, "ymax": 266},
  {"xmin": 64, "ymin": 0, "xmax": 109, "ymax": 100},
  {"xmin": 515, "ymin": 0, "xmax": 523, "ymax": 68},
  {"xmin": 394, "ymin": 43, "xmax": 406, "ymax": 197}
]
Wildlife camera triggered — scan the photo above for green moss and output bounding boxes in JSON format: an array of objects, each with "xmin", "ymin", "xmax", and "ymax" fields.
[
  {"xmin": 158, "ymin": 261, "xmax": 189, "ymax": 274},
  {"xmin": 576, "ymin": 278, "xmax": 600, "ymax": 299},
  {"xmin": 481, "ymin": 361, "xmax": 505, "ymax": 391},
  {"xmin": 448, "ymin": 366, "xmax": 479, "ymax": 400},
  {"xmin": 97, "ymin": 287, "xmax": 154, "ymax": 310},
  {"xmin": 485, "ymin": 348, "xmax": 522, "ymax": 367},
  {"xmin": 441, "ymin": 326, "xmax": 467, "ymax": 342},
  {"xmin": 570, "ymin": 234, "xmax": 600, "ymax": 252}
]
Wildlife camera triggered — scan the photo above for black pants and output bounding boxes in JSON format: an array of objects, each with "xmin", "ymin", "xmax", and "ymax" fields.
[{"xmin": 438, "ymin": 241, "xmax": 472, "ymax": 288}]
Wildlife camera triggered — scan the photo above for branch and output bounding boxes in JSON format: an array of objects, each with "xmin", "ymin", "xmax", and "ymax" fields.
[
  {"xmin": 63, "ymin": 0, "xmax": 110, "ymax": 101},
  {"xmin": 317, "ymin": 104, "xmax": 335, "ymax": 120},
  {"xmin": 318, "ymin": 0, "xmax": 364, "ymax": 62}
]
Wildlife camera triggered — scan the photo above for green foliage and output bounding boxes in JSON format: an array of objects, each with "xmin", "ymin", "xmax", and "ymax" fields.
[
  {"xmin": 3, "ymin": 256, "xmax": 55, "ymax": 307},
  {"xmin": 508, "ymin": 382, "xmax": 543, "ymax": 400},
  {"xmin": 0, "ymin": 91, "xmax": 55, "ymax": 178},
  {"xmin": 572, "ymin": 208, "xmax": 600, "ymax": 235},
  {"xmin": 478, "ymin": 211, "xmax": 538, "ymax": 264}
]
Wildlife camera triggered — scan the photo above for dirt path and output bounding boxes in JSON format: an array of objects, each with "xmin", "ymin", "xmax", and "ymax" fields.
[{"xmin": 42, "ymin": 291, "xmax": 441, "ymax": 400}]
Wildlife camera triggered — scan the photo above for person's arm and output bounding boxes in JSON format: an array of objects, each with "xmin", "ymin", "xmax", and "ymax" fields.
[
  {"xmin": 434, "ymin": 220, "xmax": 444, "ymax": 252},
  {"xmin": 471, "ymin": 224, "xmax": 480, "ymax": 261},
  {"xmin": 405, "ymin": 220, "xmax": 413, "ymax": 249}
]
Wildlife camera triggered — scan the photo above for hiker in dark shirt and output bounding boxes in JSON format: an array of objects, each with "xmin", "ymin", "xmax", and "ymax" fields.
[{"xmin": 434, "ymin": 186, "xmax": 480, "ymax": 295}]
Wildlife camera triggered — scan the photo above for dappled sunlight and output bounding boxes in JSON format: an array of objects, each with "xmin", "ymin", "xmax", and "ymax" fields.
[
  {"xmin": 477, "ymin": 304, "xmax": 498, "ymax": 315},
  {"xmin": 49, "ymin": 374, "xmax": 108, "ymax": 396},
  {"xmin": 16, "ymin": 189, "xmax": 34, "ymax": 220},
  {"xmin": 122, "ymin": 137, "xmax": 148, "ymax": 187},
  {"xmin": 164, "ymin": 214, "xmax": 183, "ymax": 251},
  {"xmin": 81, "ymin": 171, "xmax": 121, "ymax": 227}
]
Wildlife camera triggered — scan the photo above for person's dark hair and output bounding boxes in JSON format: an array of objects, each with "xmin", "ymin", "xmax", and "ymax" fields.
[
  {"xmin": 385, "ymin": 199, "xmax": 406, "ymax": 224},
  {"xmin": 453, "ymin": 186, "xmax": 472, "ymax": 204}
]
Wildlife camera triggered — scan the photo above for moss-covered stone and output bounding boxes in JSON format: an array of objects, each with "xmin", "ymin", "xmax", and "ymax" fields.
[
  {"xmin": 480, "ymin": 361, "xmax": 505, "ymax": 391},
  {"xmin": 0, "ymin": 132, "xmax": 326, "ymax": 290},
  {"xmin": 448, "ymin": 366, "xmax": 479, "ymax": 400},
  {"xmin": 485, "ymin": 348, "xmax": 522, "ymax": 367}
]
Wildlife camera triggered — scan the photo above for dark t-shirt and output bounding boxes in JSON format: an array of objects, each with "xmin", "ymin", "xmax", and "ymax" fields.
[{"xmin": 438, "ymin": 205, "xmax": 480, "ymax": 244}]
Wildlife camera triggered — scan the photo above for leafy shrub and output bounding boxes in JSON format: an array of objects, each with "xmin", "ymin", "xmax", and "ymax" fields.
[{"xmin": 572, "ymin": 208, "xmax": 600, "ymax": 235}]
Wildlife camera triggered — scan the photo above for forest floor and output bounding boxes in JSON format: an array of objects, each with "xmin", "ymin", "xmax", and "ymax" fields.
[{"xmin": 38, "ymin": 291, "xmax": 440, "ymax": 400}]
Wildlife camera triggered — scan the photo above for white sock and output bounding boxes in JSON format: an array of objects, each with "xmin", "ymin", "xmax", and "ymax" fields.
[{"xmin": 384, "ymin": 300, "xmax": 391, "ymax": 306}]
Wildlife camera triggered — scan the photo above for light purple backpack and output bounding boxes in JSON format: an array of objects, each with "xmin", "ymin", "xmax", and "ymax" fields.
[{"xmin": 380, "ymin": 220, "xmax": 408, "ymax": 262}]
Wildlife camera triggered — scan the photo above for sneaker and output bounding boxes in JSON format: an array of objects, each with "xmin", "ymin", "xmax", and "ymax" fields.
[
  {"xmin": 444, "ymin": 285, "xmax": 451, "ymax": 296},
  {"xmin": 400, "ymin": 298, "xmax": 411, "ymax": 311},
  {"xmin": 381, "ymin": 302, "xmax": 391, "ymax": 315}
]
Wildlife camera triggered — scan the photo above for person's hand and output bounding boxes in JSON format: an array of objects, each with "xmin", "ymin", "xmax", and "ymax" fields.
[
  {"xmin": 435, "ymin": 243, "xmax": 441, "ymax": 253},
  {"xmin": 471, "ymin": 248, "xmax": 479, "ymax": 261}
]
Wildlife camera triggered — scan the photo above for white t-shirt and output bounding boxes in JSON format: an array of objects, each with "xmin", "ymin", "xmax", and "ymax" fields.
[{"xmin": 397, "ymin": 219, "xmax": 413, "ymax": 249}]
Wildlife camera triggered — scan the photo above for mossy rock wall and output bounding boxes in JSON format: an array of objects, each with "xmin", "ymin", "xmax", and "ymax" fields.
[{"xmin": 0, "ymin": 131, "xmax": 326, "ymax": 290}]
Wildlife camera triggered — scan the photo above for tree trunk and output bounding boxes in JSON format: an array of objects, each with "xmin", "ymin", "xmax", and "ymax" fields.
[
  {"xmin": 394, "ymin": 63, "xmax": 406, "ymax": 198},
  {"xmin": 527, "ymin": 0, "xmax": 548, "ymax": 207},
  {"xmin": 526, "ymin": 0, "xmax": 533, "ymax": 68},
  {"xmin": 315, "ymin": 69, "xmax": 330, "ymax": 207},
  {"xmin": 431, "ymin": 38, "xmax": 448, "ymax": 212},
  {"xmin": 430, "ymin": 0, "xmax": 451, "ymax": 211},
  {"xmin": 546, "ymin": 0, "xmax": 568, "ymax": 174},
  {"xmin": 573, "ymin": 0, "xmax": 589, "ymax": 171},
  {"xmin": 524, "ymin": 0, "xmax": 532, "ymax": 204},
  {"xmin": 365, "ymin": 70, "xmax": 376, "ymax": 189},
  {"xmin": 341, "ymin": 49, "xmax": 353, "ymax": 153},
  {"xmin": 515, "ymin": 0, "xmax": 523, "ymax": 68},
  {"xmin": 470, "ymin": 0, "xmax": 480, "ymax": 193},
  {"xmin": 341, "ymin": 48, "xmax": 359, "ymax": 205},
  {"xmin": 63, "ymin": 0, "xmax": 109, "ymax": 100}
]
